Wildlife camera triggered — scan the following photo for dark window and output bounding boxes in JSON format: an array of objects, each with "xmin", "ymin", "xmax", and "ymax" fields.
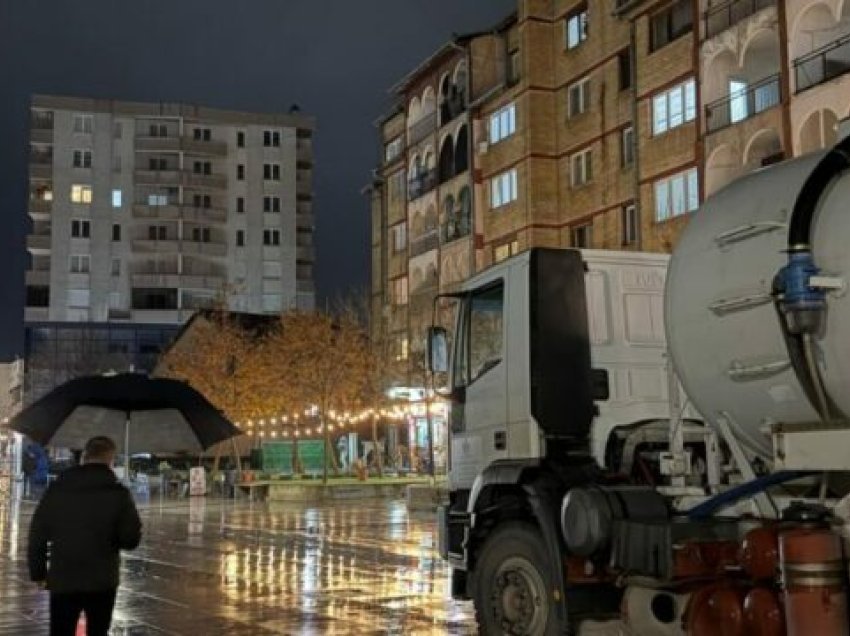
[
  {"xmin": 507, "ymin": 49, "xmax": 521, "ymax": 85},
  {"xmin": 264, "ymin": 164, "xmax": 281, "ymax": 180},
  {"xmin": 650, "ymin": 0, "xmax": 692, "ymax": 52},
  {"xmin": 193, "ymin": 194, "xmax": 202, "ymax": 208},
  {"xmin": 71, "ymin": 220, "xmax": 90, "ymax": 238},
  {"xmin": 263, "ymin": 196, "xmax": 281, "ymax": 212},
  {"xmin": 236, "ymin": 230, "xmax": 245, "ymax": 246},
  {"xmin": 203, "ymin": 195, "xmax": 211, "ymax": 208},
  {"xmin": 622, "ymin": 204, "xmax": 638, "ymax": 246},
  {"xmin": 236, "ymin": 197, "xmax": 245, "ymax": 213},
  {"xmin": 621, "ymin": 126, "xmax": 635, "ymax": 168},
  {"xmin": 237, "ymin": 131, "xmax": 245, "ymax": 147},
  {"xmin": 237, "ymin": 165, "xmax": 245, "ymax": 180},
  {"xmin": 618, "ymin": 50, "xmax": 632, "ymax": 91},
  {"xmin": 263, "ymin": 229, "xmax": 281, "ymax": 246},
  {"xmin": 26, "ymin": 286, "xmax": 50, "ymax": 307},
  {"xmin": 132, "ymin": 288, "xmax": 178, "ymax": 310},
  {"xmin": 572, "ymin": 224, "xmax": 592, "ymax": 248},
  {"xmin": 148, "ymin": 225, "xmax": 167, "ymax": 240},
  {"xmin": 112, "ymin": 224, "xmax": 121, "ymax": 241}
]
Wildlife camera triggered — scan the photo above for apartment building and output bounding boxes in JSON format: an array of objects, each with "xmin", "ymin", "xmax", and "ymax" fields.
[
  {"xmin": 370, "ymin": 0, "xmax": 850, "ymax": 385},
  {"xmin": 25, "ymin": 95, "xmax": 315, "ymax": 398}
]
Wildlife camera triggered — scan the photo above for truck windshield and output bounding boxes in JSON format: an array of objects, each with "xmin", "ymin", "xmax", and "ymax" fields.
[{"xmin": 456, "ymin": 282, "xmax": 504, "ymax": 386}]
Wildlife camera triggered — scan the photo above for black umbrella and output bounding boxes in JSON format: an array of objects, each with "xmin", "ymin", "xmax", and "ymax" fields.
[{"xmin": 9, "ymin": 373, "xmax": 240, "ymax": 465}]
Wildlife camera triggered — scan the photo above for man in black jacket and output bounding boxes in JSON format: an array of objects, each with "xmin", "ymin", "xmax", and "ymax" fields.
[{"xmin": 28, "ymin": 436, "xmax": 142, "ymax": 636}]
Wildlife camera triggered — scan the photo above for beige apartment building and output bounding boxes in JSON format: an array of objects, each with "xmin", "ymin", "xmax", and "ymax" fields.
[{"xmin": 371, "ymin": 0, "xmax": 850, "ymax": 386}]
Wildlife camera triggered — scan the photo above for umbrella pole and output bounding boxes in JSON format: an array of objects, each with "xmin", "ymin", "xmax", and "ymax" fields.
[{"xmin": 124, "ymin": 414, "xmax": 130, "ymax": 483}]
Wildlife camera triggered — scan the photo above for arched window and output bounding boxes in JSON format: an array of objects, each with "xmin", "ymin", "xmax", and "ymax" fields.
[
  {"xmin": 439, "ymin": 74, "xmax": 452, "ymax": 126},
  {"xmin": 454, "ymin": 125, "xmax": 469, "ymax": 175},
  {"xmin": 438, "ymin": 135, "xmax": 455, "ymax": 183}
]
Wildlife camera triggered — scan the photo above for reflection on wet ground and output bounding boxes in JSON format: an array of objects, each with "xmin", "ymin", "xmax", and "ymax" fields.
[{"xmin": 0, "ymin": 485, "xmax": 476, "ymax": 635}]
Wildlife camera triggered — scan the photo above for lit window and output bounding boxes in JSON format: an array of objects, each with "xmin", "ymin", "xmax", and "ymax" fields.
[
  {"xmin": 489, "ymin": 103, "xmax": 517, "ymax": 144},
  {"xmin": 566, "ymin": 5, "xmax": 588, "ymax": 49},
  {"xmin": 111, "ymin": 189, "xmax": 122, "ymax": 208},
  {"xmin": 654, "ymin": 167, "xmax": 699, "ymax": 221},
  {"xmin": 568, "ymin": 78, "xmax": 591, "ymax": 117},
  {"xmin": 652, "ymin": 79, "xmax": 696, "ymax": 135},
  {"xmin": 70, "ymin": 184, "xmax": 93, "ymax": 204},
  {"xmin": 147, "ymin": 193, "xmax": 168, "ymax": 206},
  {"xmin": 490, "ymin": 169, "xmax": 518, "ymax": 209},
  {"xmin": 570, "ymin": 149, "xmax": 593, "ymax": 187}
]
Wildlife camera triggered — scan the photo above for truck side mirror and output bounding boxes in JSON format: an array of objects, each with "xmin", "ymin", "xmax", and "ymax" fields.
[{"xmin": 427, "ymin": 327, "xmax": 449, "ymax": 375}]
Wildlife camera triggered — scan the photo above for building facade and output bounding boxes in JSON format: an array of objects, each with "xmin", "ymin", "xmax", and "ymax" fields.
[
  {"xmin": 371, "ymin": 0, "xmax": 850, "ymax": 386},
  {"xmin": 25, "ymin": 95, "xmax": 316, "ymax": 399}
]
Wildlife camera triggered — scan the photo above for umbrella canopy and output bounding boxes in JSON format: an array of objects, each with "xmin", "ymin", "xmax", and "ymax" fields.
[{"xmin": 10, "ymin": 373, "xmax": 240, "ymax": 453}]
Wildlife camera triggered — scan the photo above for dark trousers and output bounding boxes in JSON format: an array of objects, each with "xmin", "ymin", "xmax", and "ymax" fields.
[{"xmin": 49, "ymin": 589, "xmax": 117, "ymax": 636}]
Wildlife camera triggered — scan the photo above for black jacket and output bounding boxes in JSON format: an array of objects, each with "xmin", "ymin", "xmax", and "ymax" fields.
[{"xmin": 28, "ymin": 464, "xmax": 142, "ymax": 593}]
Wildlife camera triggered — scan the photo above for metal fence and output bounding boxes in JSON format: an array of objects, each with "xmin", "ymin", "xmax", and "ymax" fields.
[
  {"xmin": 795, "ymin": 33, "xmax": 850, "ymax": 94},
  {"xmin": 704, "ymin": 0, "xmax": 774, "ymax": 40}
]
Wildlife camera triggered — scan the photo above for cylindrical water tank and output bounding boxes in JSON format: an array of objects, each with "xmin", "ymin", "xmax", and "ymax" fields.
[{"xmin": 665, "ymin": 148, "xmax": 850, "ymax": 459}]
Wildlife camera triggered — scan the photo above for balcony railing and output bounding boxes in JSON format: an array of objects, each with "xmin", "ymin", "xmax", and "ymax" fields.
[
  {"xmin": 704, "ymin": 0, "xmax": 774, "ymax": 40},
  {"xmin": 407, "ymin": 169, "xmax": 438, "ymax": 201},
  {"xmin": 410, "ymin": 229, "xmax": 439, "ymax": 257},
  {"xmin": 408, "ymin": 111, "xmax": 438, "ymax": 146},
  {"xmin": 31, "ymin": 112, "xmax": 54, "ymax": 130},
  {"xmin": 795, "ymin": 33, "xmax": 850, "ymax": 94},
  {"xmin": 705, "ymin": 74, "xmax": 781, "ymax": 134}
]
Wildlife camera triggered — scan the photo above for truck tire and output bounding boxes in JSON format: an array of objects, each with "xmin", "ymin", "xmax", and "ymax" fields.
[{"xmin": 472, "ymin": 522, "xmax": 564, "ymax": 636}]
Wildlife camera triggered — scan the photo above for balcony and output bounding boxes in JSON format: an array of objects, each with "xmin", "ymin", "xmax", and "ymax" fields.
[
  {"xmin": 704, "ymin": 0, "xmax": 774, "ymax": 40},
  {"xmin": 30, "ymin": 112, "xmax": 54, "ymax": 143},
  {"xmin": 135, "ymin": 135, "xmax": 227, "ymax": 156},
  {"xmin": 296, "ymin": 176, "xmax": 312, "ymax": 196},
  {"xmin": 407, "ymin": 169, "xmax": 438, "ymax": 201},
  {"xmin": 184, "ymin": 172, "xmax": 227, "ymax": 189},
  {"xmin": 134, "ymin": 170, "xmax": 226, "ymax": 189},
  {"xmin": 134, "ymin": 169, "xmax": 180, "ymax": 186},
  {"xmin": 133, "ymin": 204, "xmax": 180, "ymax": 220},
  {"xmin": 705, "ymin": 74, "xmax": 781, "ymax": 133},
  {"xmin": 25, "ymin": 307, "xmax": 49, "ymax": 322},
  {"xmin": 181, "ymin": 241, "xmax": 227, "ymax": 257},
  {"xmin": 439, "ymin": 93, "xmax": 467, "ymax": 127},
  {"xmin": 408, "ymin": 111, "xmax": 438, "ymax": 146},
  {"xmin": 132, "ymin": 273, "xmax": 224, "ymax": 289},
  {"xmin": 795, "ymin": 33, "xmax": 850, "ymax": 94},
  {"xmin": 181, "ymin": 206, "xmax": 227, "ymax": 223},
  {"xmin": 296, "ymin": 139, "xmax": 313, "ymax": 163},
  {"xmin": 25, "ymin": 270, "xmax": 50, "ymax": 286},
  {"xmin": 29, "ymin": 199, "xmax": 52, "ymax": 219},
  {"xmin": 409, "ymin": 230, "xmax": 439, "ymax": 257},
  {"xmin": 296, "ymin": 245, "xmax": 315, "ymax": 262},
  {"xmin": 442, "ymin": 216, "xmax": 471, "ymax": 244},
  {"xmin": 132, "ymin": 238, "xmax": 180, "ymax": 253},
  {"xmin": 27, "ymin": 235, "xmax": 51, "ymax": 253},
  {"xmin": 297, "ymin": 280, "xmax": 315, "ymax": 294}
]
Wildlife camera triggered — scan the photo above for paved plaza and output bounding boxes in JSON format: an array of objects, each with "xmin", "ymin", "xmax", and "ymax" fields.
[{"xmin": 0, "ymin": 487, "xmax": 476, "ymax": 635}]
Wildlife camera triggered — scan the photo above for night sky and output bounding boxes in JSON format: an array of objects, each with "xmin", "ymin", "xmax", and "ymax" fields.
[{"xmin": 0, "ymin": 0, "xmax": 515, "ymax": 360}]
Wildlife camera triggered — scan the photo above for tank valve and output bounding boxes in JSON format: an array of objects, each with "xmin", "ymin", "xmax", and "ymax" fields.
[{"xmin": 775, "ymin": 249, "xmax": 826, "ymax": 335}]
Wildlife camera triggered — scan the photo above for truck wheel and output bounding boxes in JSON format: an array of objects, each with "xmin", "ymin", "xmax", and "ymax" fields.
[{"xmin": 473, "ymin": 522, "xmax": 563, "ymax": 635}]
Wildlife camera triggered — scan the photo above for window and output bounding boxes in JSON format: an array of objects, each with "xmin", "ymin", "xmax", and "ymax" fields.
[
  {"xmin": 236, "ymin": 230, "xmax": 245, "ymax": 247},
  {"xmin": 729, "ymin": 79, "xmax": 748, "ymax": 123},
  {"xmin": 149, "ymin": 123, "xmax": 168, "ymax": 137},
  {"xmin": 490, "ymin": 169, "xmax": 518, "ymax": 209},
  {"xmin": 237, "ymin": 165, "xmax": 245, "ymax": 180},
  {"xmin": 571, "ymin": 149, "xmax": 593, "ymax": 187},
  {"xmin": 493, "ymin": 240, "xmax": 519, "ymax": 263},
  {"xmin": 193, "ymin": 161, "xmax": 212, "ymax": 175},
  {"xmin": 71, "ymin": 219, "xmax": 91, "ymax": 238},
  {"xmin": 391, "ymin": 223, "xmax": 407, "ymax": 253},
  {"xmin": 193, "ymin": 194, "xmax": 211, "ymax": 209},
  {"xmin": 148, "ymin": 225, "xmax": 168, "ymax": 240},
  {"xmin": 237, "ymin": 130, "xmax": 245, "ymax": 147},
  {"xmin": 388, "ymin": 171, "xmax": 406, "ymax": 203},
  {"xmin": 194, "ymin": 128, "xmax": 211, "ymax": 141},
  {"xmin": 568, "ymin": 78, "xmax": 591, "ymax": 117},
  {"xmin": 622, "ymin": 204, "xmax": 638, "ymax": 245},
  {"xmin": 391, "ymin": 277, "xmax": 408, "ymax": 305},
  {"xmin": 652, "ymin": 78, "xmax": 696, "ymax": 135},
  {"xmin": 263, "ymin": 163, "xmax": 281, "ymax": 180},
  {"xmin": 566, "ymin": 5, "xmax": 588, "ymax": 49},
  {"xmin": 264, "ymin": 130, "xmax": 281, "ymax": 147},
  {"xmin": 263, "ymin": 261, "xmax": 282, "ymax": 279},
  {"xmin": 618, "ymin": 50, "xmax": 632, "ymax": 91},
  {"xmin": 572, "ymin": 224, "xmax": 592, "ymax": 248},
  {"xmin": 111, "ymin": 259, "xmax": 121, "ymax": 276},
  {"xmin": 263, "ymin": 196, "xmax": 281, "ymax": 213},
  {"xmin": 263, "ymin": 229, "xmax": 281, "ymax": 246},
  {"xmin": 489, "ymin": 103, "xmax": 517, "ymax": 144},
  {"xmin": 508, "ymin": 49, "xmax": 521, "ymax": 84},
  {"xmin": 73, "ymin": 114, "xmax": 93, "ymax": 134},
  {"xmin": 385, "ymin": 137, "xmax": 403, "ymax": 163},
  {"xmin": 149, "ymin": 156, "xmax": 168, "ymax": 171},
  {"xmin": 70, "ymin": 184, "xmax": 93, "ymax": 204},
  {"xmin": 72, "ymin": 149, "xmax": 92, "ymax": 168},
  {"xmin": 394, "ymin": 336, "xmax": 409, "ymax": 362},
  {"xmin": 621, "ymin": 126, "xmax": 635, "ymax": 167},
  {"xmin": 147, "ymin": 193, "xmax": 168, "ymax": 206},
  {"xmin": 112, "ymin": 224, "xmax": 121, "ymax": 241},
  {"xmin": 69, "ymin": 255, "xmax": 90, "ymax": 273},
  {"xmin": 192, "ymin": 227, "xmax": 211, "ymax": 243},
  {"xmin": 650, "ymin": 0, "xmax": 693, "ymax": 52},
  {"xmin": 67, "ymin": 289, "xmax": 90, "ymax": 308},
  {"xmin": 236, "ymin": 197, "xmax": 245, "ymax": 213},
  {"xmin": 456, "ymin": 283, "xmax": 504, "ymax": 385},
  {"xmin": 654, "ymin": 167, "xmax": 699, "ymax": 221},
  {"xmin": 111, "ymin": 189, "xmax": 122, "ymax": 208}
]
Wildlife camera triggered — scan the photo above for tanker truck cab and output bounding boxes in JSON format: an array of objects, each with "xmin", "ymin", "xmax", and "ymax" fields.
[{"xmin": 430, "ymin": 247, "xmax": 706, "ymax": 632}]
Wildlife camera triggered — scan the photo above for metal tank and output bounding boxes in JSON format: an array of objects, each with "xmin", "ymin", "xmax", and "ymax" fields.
[{"xmin": 665, "ymin": 138, "xmax": 850, "ymax": 462}]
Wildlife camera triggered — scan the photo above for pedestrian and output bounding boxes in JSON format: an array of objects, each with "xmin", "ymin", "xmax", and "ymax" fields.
[{"xmin": 28, "ymin": 436, "xmax": 142, "ymax": 636}]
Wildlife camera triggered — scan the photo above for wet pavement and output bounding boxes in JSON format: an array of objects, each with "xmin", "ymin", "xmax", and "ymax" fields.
[{"xmin": 0, "ymin": 485, "xmax": 476, "ymax": 635}]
